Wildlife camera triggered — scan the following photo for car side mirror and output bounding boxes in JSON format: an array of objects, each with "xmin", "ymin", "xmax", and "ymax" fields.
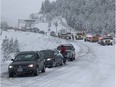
[
  {"xmin": 11, "ymin": 59, "xmax": 14, "ymax": 61},
  {"xmin": 35, "ymin": 56, "xmax": 40, "ymax": 60},
  {"xmin": 35, "ymin": 53, "xmax": 40, "ymax": 60}
]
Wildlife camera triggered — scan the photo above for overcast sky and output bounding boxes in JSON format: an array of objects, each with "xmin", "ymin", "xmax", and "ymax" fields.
[{"xmin": 1, "ymin": 0, "xmax": 55, "ymax": 27}]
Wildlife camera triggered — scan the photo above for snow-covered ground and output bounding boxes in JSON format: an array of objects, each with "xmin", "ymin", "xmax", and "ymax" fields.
[
  {"xmin": 0, "ymin": 30, "xmax": 69, "ymax": 51},
  {"xmin": 0, "ymin": 30, "xmax": 115, "ymax": 87}
]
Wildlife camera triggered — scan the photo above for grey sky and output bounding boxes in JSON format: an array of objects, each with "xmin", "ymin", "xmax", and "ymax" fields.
[{"xmin": 1, "ymin": 0, "xmax": 55, "ymax": 27}]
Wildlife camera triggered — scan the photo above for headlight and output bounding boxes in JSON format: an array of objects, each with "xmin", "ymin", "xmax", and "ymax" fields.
[
  {"xmin": 103, "ymin": 40, "xmax": 105, "ymax": 42},
  {"xmin": 110, "ymin": 40, "xmax": 113, "ymax": 43},
  {"xmin": 9, "ymin": 65, "xmax": 13, "ymax": 68},
  {"xmin": 28, "ymin": 64, "xmax": 34, "ymax": 67},
  {"xmin": 47, "ymin": 58, "xmax": 52, "ymax": 61}
]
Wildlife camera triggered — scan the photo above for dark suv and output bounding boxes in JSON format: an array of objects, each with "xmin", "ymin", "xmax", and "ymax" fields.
[
  {"xmin": 57, "ymin": 44, "xmax": 76, "ymax": 61},
  {"xmin": 8, "ymin": 51, "xmax": 46, "ymax": 77},
  {"xmin": 40, "ymin": 50, "xmax": 65, "ymax": 68}
]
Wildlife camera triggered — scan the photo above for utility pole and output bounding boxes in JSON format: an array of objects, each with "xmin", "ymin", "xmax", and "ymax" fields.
[{"xmin": 55, "ymin": 21, "xmax": 58, "ymax": 34}]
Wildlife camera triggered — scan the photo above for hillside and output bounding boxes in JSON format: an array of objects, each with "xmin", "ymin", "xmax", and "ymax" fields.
[
  {"xmin": 40, "ymin": 0, "xmax": 115, "ymax": 35},
  {"xmin": 0, "ymin": 30, "xmax": 69, "ymax": 52},
  {"xmin": 29, "ymin": 14, "xmax": 76, "ymax": 34}
]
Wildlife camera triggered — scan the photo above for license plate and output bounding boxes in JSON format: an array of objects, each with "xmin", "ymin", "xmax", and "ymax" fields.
[{"xmin": 17, "ymin": 68, "xmax": 23, "ymax": 72}]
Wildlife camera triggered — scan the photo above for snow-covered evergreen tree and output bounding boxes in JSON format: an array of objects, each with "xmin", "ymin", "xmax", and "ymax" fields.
[
  {"xmin": 0, "ymin": 22, "xmax": 9, "ymax": 31},
  {"xmin": 1, "ymin": 37, "xmax": 20, "ymax": 62},
  {"xmin": 13, "ymin": 38, "xmax": 20, "ymax": 53},
  {"xmin": 40, "ymin": 0, "xmax": 115, "ymax": 35},
  {"xmin": 9, "ymin": 37, "xmax": 14, "ymax": 53},
  {"xmin": 1, "ymin": 36, "xmax": 10, "ymax": 61}
]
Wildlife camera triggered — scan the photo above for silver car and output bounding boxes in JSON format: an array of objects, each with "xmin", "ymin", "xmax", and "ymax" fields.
[{"xmin": 57, "ymin": 44, "xmax": 76, "ymax": 61}]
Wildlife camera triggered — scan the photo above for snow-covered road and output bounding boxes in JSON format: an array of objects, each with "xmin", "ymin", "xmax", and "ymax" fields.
[{"xmin": 1, "ymin": 39, "xmax": 114, "ymax": 87}]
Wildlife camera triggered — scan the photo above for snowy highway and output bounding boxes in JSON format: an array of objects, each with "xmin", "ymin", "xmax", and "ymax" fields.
[
  {"xmin": 1, "ymin": 38, "xmax": 114, "ymax": 87},
  {"xmin": 1, "ymin": 0, "xmax": 115, "ymax": 86}
]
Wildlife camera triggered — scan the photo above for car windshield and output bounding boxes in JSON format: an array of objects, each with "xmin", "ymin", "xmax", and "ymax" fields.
[
  {"xmin": 14, "ymin": 53, "xmax": 35, "ymax": 61},
  {"xmin": 77, "ymin": 33, "xmax": 82, "ymax": 35},
  {"xmin": 57, "ymin": 46, "xmax": 72, "ymax": 50},
  {"xmin": 103, "ymin": 38, "xmax": 112, "ymax": 40},
  {"xmin": 41, "ymin": 50, "xmax": 54, "ymax": 59},
  {"xmin": 93, "ymin": 36, "xmax": 98, "ymax": 38}
]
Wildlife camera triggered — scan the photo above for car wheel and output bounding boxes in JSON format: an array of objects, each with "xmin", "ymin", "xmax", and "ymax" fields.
[
  {"xmin": 64, "ymin": 61, "xmax": 66, "ymax": 64},
  {"xmin": 70, "ymin": 58, "xmax": 73, "ymax": 61},
  {"xmin": 60, "ymin": 59, "xmax": 63, "ymax": 66},
  {"xmin": 41, "ymin": 65, "xmax": 45, "ymax": 73},
  {"xmin": 9, "ymin": 72, "xmax": 14, "ymax": 77},
  {"xmin": 53, "ymin": 61, "xmax": 56, "ymax": 67},
  {"xmin": 63, "ymin": 59, "xmax": 67, "ymax": 64},
  {"xmin": 34, "ymin": 67, "xmax": 39, "ymax": 76}
]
